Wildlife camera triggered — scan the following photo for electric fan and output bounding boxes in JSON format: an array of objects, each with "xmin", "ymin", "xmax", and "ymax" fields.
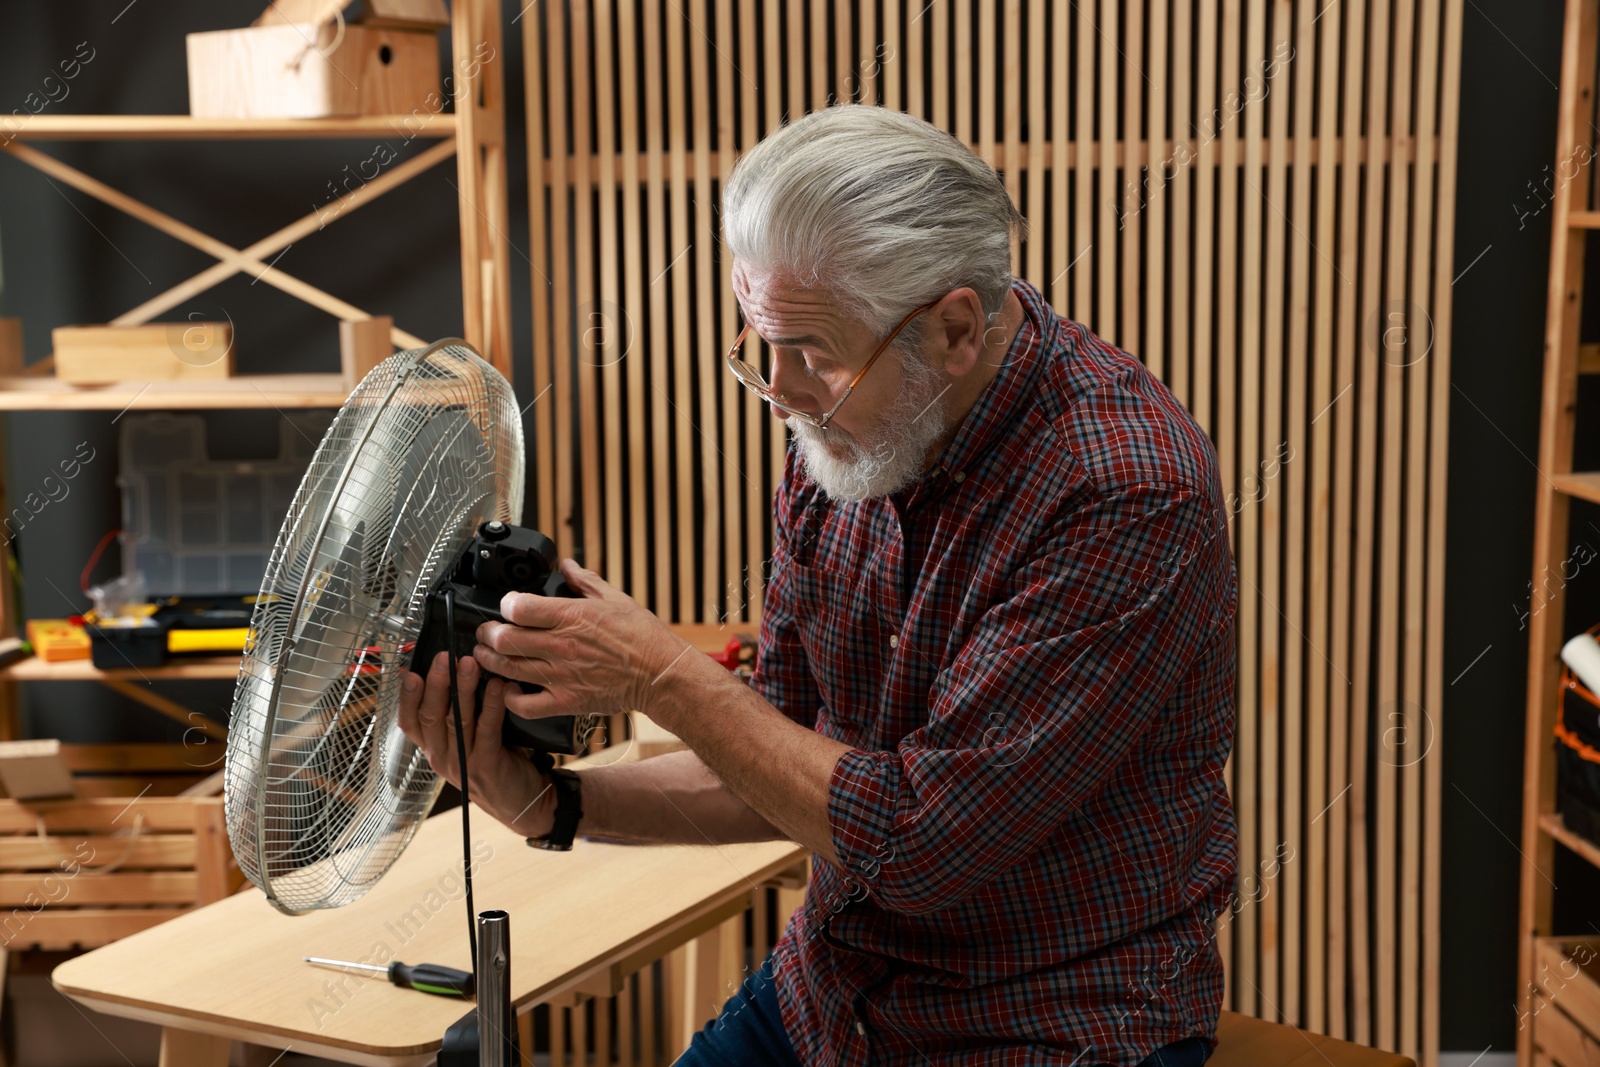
[{"xmin": 223, "ymin": 339, "xmax": 583, "ymax": 1062}]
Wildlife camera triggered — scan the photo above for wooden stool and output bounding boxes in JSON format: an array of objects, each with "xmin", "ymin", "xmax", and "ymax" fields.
[{"xmin": 1209, "ymin": 1011, "xmax": 1416, "ymax": 1067}]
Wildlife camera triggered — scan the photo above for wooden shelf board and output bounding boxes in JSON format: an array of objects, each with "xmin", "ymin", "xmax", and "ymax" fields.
[
  {"xmin": 1571, "ymin": 210, "xmax": 1600, "ymax": 229},
  {"xmin": 0, "ymin": 624, "xmax": 758, "ymax": 683},
  {"xmin": 5, "ymin": 115, "xmax": 457, "ymax": 141},
  {"xmin": 1552, "ymin": 471, "xmax": 1600, "ymax": 506},
  {"xmin": 4, "ymin": 656, "xmax": 240, "ymax": 681},
  {"xmin": 1540, "ymin": 812, "xmax": 1600, "ymax": 872},
  {"xmin": 0, "ymin": 373, "xmax": 349, "ymax": 410}
]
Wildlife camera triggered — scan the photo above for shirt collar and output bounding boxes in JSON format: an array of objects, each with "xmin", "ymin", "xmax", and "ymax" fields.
[{"xmin": 896, "ymin": 279, "xmax": 1054, "ymax": 511}]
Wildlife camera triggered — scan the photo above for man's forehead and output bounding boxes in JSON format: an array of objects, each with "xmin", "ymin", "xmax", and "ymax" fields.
[{"xmin": 732, "ymin": 262, "xmax": 824, "ymax": 306}]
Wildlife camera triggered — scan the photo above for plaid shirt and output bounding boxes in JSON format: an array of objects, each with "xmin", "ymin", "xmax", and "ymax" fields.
[{"xmin": 752, "ymin": 279, "xmax": 1239, "ymax": 1066}]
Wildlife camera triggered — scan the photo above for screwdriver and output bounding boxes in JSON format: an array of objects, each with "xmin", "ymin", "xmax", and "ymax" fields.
[{"xmin": 304, "ymin": 955, "xmax": 476, "ymax": 997}]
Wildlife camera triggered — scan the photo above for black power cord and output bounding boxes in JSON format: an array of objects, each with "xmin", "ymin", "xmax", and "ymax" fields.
[{"xmin": 441, "ymin": 587, "xmax": 479, "ymax": 977}]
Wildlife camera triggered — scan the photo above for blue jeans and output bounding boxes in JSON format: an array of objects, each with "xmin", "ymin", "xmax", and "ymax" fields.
[{"xmin": 673, "ymin": 958, "xmax": 1212, "ymax": 1066}]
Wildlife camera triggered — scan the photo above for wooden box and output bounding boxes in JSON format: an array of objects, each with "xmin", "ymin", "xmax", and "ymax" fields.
[
  {"xmin": 1532, "ymin": 936, "xmax": 1600, "ymax": 1067},
  {"xmin": 186, "ymin": 21, "xmax": 440, "ymax": 120},
  {"xmin": 52, "ymin": 323, "xmax": 234, "ymax": 384}
]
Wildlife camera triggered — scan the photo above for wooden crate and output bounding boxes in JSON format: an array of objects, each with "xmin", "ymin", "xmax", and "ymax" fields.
[
  {"xmin": 186, "ymin": 21, "xmax": 440, "ymax": 120},
  {"xmin": 1532, "ymin": 937, "xmax": 1600, "ymax": 1067},
  {"xmin": 0, "ymin": 743, "xmax": 239, "ymax": 958},
  {"xmin": 52, "ymin": 323, "xmax": 233, "ymax": 384}
]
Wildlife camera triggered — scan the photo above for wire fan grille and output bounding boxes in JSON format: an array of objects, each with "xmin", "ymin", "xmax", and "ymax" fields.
[{"xmin": 225, "ymin": 341, "xmax": 524, "ymax": 914}]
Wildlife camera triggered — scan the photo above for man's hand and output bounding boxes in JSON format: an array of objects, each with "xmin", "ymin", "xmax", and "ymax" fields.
[
  {"xmin": 471, "ymin": 558, "xmax": 690, "ymax": 724},
  {"xmin": 397, "ymin": 651, "xmax": 555, "ymax": 839}
]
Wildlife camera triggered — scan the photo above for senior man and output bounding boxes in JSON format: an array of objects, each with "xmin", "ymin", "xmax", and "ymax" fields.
[{"xmin": 399, "ymin": 105, "xmax": 1238, "ymax": 1067}]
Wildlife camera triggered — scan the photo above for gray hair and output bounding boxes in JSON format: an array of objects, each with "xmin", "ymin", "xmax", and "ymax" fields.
[{"xmin": 722, "ymin": 105, "xmax": 1025, "ymax": 349}]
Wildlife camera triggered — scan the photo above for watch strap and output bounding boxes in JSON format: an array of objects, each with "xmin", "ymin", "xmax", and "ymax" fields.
[{"xmin": 525, "ymin": 752, "xmax": 583, "ymax": 851}]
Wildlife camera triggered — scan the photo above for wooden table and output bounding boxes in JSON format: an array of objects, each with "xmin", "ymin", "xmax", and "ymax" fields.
[{"xmin": 52, "ymin": 807, "xmax": 804, "ymax": 1065}]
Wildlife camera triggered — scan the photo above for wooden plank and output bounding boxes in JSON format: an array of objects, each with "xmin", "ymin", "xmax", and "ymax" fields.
[
  {"xmin": 610, "ymin": 0, "xmax": 636, "ymax": 593},
  {"xmin": 726, "ymin": 0, "xmax": 752, "ymax": 625},
  {"xmin": 523, "ymin": 0, "xmax": 556, "ymax": 542},
  {"xmin": 957, "ymin": 0, "xmax": 973, "ymax": 144},
  {"xmin": 1426, "ymin": 4, "xmax": 1463, "ymax": 1062},
  {"xmin": 668, "ymin": 2, "xmax": 694, "ymax": 623},
  {"xmin": 1074, "ymin": 0, "xmax": 1093, "ymax": 323},
  {"xmin": 158, "ymin": 1026, "xmax": 231, "ymax": 1067},
  {"xmin": 692, "ymin": 0, "xmax": 720, "ymax": 626},
  {"xmin": 1025, "ymin": 0, "xmax": 1046, "ymax": 289},
  {"xmin": 1120, "ymin": 0, "xmax": 1141, "ymax": 352},
  {"xmin": 1262, "ymin": 0, "xmax": 1293, "ymax": 1022},
  {"xmin": 6, "ymin": 115, "xmax": 458, "ymax": 140},
  {"xmin": 572, "ymin": 2, "xmax": 602, "ymax": 573},
  {"xmin": 0, "ymin": 834, "xmax": 196, "ymax": 870},
  {"xmin": 0, "ymin": 797, "xmax": 208, "ymax": 833},
  {"xmin": 1051, "ymin": 0, "xmax": 1068, "ymax": 312},
  {"xmin": 545, "ymin": 0, "xmax": 577, "ymax": 563},
  {"xmin": 1001, "ymin": 0, "xmax": 1021, "ymax": 274},
  {"xmin": 641, "ymin": 0, "xmax": 667, "ymax": 612},
  {"xmin": 1307, "ymin": 0, "xmax": 1341, "ymax": 1033},
  {"xmin": 1399, "ymin": 0, "xmax": 1435, "ymax": 1056},
  {"xmin": 452, "ymin": 0, "xmax": 487, "ymax": 361},
  {"xmin": 882, "ymin": 0, "xmax": 900, "ymax": 112},
  {"xmin": 1218, "ymin": 0, "xmax": 1249, "ymax": 1016},
  {"xmin": 1369, "ymin": 0, "xmax": 1395, "ymax": 1043},
  {"xmin": 1168, "ymin": 0, "xmax": 1192, "ymax": 405},
  {"xmin": 0, "ymin": 870, "xmax": 197, "ymax": 905},
  {"xmin": 1143, "ymin": 0, "xmax": 1167, "ymax": 383},
  {"xmin": 1519, "ymin": 0, "xmax": 1593, "ymax": 1061},
  {"xmin": 1096, "ymin": 0, "xmax": 1117, "ymax": 336}
]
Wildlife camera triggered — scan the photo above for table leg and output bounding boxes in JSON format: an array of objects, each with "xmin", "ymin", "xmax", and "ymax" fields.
[{"xmin": 157, "ymin": 1027, "xmax": 230, "ymax": 1067}]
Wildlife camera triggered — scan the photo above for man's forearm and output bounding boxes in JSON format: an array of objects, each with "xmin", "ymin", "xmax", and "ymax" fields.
[
  {"xmin": 645, "ymin": 652, "xmax": 851, "ymax": 864},
  {"xmin": 570, "ymin": 749, "xmax": 787, "ymax": 845}
]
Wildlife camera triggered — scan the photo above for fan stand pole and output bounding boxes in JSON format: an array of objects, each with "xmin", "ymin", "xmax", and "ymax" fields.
[
  {"xmin": 438, "ymin": 910, "xmax": 518, "ymax": 1065},
  {"xmin": 476, "ymin": 910, "xmax": 516, "ymax": 1066}
]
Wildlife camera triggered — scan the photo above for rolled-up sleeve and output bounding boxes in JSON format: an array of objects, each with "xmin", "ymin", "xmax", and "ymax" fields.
[{"xmin": 826, "ymin": 479, "xmax": 1236, "ymax": 915}]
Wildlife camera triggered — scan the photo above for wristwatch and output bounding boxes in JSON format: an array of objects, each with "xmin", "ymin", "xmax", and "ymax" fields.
[{"xmin": 525, "ymin": 752, "xmax": 583, "ymax": 851}]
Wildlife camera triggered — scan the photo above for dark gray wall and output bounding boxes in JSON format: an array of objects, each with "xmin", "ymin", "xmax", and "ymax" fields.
[{"xmin": 0, "ymin": 0, "xmax": 1578, "ymax": 1055}]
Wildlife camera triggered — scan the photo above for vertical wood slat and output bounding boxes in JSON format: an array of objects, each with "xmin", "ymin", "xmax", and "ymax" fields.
[
  {"xmin": 522, "ymin": 4, "xmax": 1460, "ymax": 1060},
  {"xmin": 1427, "ymin": 9, "xmax": 1464, "ymax": 1065},
  {"xmin": 1353, "ymin": 0, "xmax": 1392, "ymax": 1044},
  {"xmin": 1120, "ymin": 0, "xmax": 1142, "ymax": 354},
  {"xmin": 1307, "ymin": 0, "xmax": 1339, "ymax": 1035},
  {"xmin": 1238, "ymin": 0, "xmax": 1272, "ymax": 1020},
  {"xmin": 668, "ymin": 2, "xmax": 694, "ymax": 626},
  {"xmin": 1331, "ymin": 0, "xmax": 1369, "ymax": 1039},
  {"xmin": 1218, "ymin": 0, "xmax": 1252, "ymax": 1020},
  {"xmin": 617, "ymin": 0, "xmax": 644, "ymax": 596},
  {"xmin": 643, "ymin": 0, "xmax": 670, "ymax": 615},
  {"xmin": 523, "ymin": 0, "xmax": 556, "ymax": 542},
  {"xmin": 1395, "ymin": 0, "xmax": 1433, "ymax": 1055},
  {"xmin": 692, "ymin": 0, "xmax": 720, "ymax": 624},
  {"xmin": 1282, "ymin": 0, "xmax": 1312, "ymax": 1032},
  {"xmin": 1024, "ymin": 0, "xmax": 1044, "ymax": 289}
]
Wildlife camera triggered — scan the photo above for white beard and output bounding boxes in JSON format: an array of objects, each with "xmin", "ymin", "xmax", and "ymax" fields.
[{"xmin": 790, "ymin": 350, "xmax": 952, "ymax": 502}]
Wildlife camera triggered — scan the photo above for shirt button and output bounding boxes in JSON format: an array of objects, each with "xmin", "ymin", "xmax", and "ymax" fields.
[
  {"xmin": 856, "ymin": 1021, "xmax": 867, "ymax": 1036},
  {"xmin": 888, "ymin": 635, "xmax": 899, "ymax": 648},
  {"xmin": 952, "ymin": 470, "xmax": 966, "ymax": 483}
]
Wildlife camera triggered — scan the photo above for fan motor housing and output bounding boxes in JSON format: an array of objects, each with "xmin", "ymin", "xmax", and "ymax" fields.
[{"xmin": 409, "ymin": 521, "xmax": 597, "ymax": 755}]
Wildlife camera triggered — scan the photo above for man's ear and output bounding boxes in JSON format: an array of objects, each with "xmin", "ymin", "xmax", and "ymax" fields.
[{"xmin": 931, "ymin": 288, "xmax": 987, "ymax": 377}]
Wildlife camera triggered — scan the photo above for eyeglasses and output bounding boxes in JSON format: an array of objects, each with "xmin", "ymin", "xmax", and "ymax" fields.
[{"xmin": 725, "ymin": 300, "xmax": 938, "ymax": 428}]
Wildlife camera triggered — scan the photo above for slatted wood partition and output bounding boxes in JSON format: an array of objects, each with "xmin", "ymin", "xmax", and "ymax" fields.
[{"xmin": 519, "ymin": 3, "xmax": 1463, "ymax": 1064}]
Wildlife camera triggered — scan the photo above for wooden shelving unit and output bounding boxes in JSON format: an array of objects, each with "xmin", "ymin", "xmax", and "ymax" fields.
[
  {"xmin": 1519, "ymin": 0, "xmax": 1600, "ymax": 1063},
  {"xmin": 0, "ymin": 373, "xmax": 352, "ymax": 411},
  {"xmin": 0, "ymin": 0, "xmax": 512, "ymax": 743}
]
